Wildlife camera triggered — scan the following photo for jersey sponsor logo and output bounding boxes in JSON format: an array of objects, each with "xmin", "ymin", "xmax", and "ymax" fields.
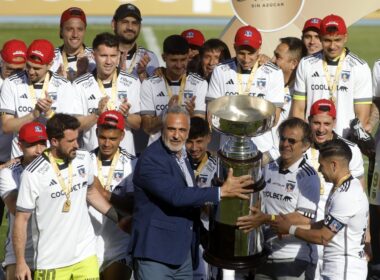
[
  {"xmin": 310, "ymin": 84, "xmax": 330, "ymax": 91},
  {"xmin": 156, "ymin": 104, "xmax": 169, "ymax": 111},
  {"xmin": 36, "ymin": 269, "xmax": 56, "ymax": 280},
  {"xmin": 20, "ymin": 93, "xmax": 28, "ymax": 99},
  {"xmin": 50, "ymin": 181, "xmax": 88, "ymax": 199},
  {"xmin": 88, "ymin": 94, "xmax": 96, "ymax": 100},
  {"xmin": 285, "ymin": 181, "xmax": 295, "ymax": 192},
  {"xmin": 157, "ymin": 91, "xmax": 166, "ymax": 97},
  {"xmin": 338, "ymin": 85, "xmax": 348, "ymax": 92},
  {"xmin": 226, "ymin": 79, "xmax": 234, "ymax": 85},
  {"xmin": 341, "ymin": 71, "xmax": 350, "ymax": 82},
  {"xmin": 225, "ymin": 91, "xmax": 239, "ymax": 96},
  {"xmin": 256, "ymin": 93, "xmax": 265, "ymax": 98},
  {"xmin": 263, "ymin": 190, "xmax": 293, "ymax": 202},
  {"xmin": 17, "ymin": 106, "xmax": 33, "ymax": 113},
  {"xmin": 311, "ymin": 71, "xmax": 319, "ymax": 77}
]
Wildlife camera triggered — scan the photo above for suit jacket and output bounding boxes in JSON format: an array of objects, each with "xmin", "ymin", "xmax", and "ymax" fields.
[{"xmin": 130, "ymin": 138, "xmax": 219, "ymax": 266}]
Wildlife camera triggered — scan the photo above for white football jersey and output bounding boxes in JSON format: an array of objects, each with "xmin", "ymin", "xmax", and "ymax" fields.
[
  {"xmin": 122, "ymin": 45, "xmax": 160, "ymax": 78},
  {"xmin": 0, "ymin": 161, "xmax": 34, "ymax": 268},
  {"xmin": 73, "ymin": 70, "xmax": 141, "ymax": 155},
  {"xmin": 294, "ymin": 50, "xmax": 372, "ymax": 137},
  {"xmin": 369, "ymin": 139, "xmax": 380, "ymax": 206},
  {"xmin": 207, "ymin": 58, "xmax": 285, "ymax": 155},
  {"xmin": 322, "ymin": 177, "xmax": 368, "ymax": 280},
  {"xmin": 260, "ymin": 157, "xmax": 320, "ymax": 263},
  {"xmin": 16, "ymin": 150, "xmax": 96, "ymax": 269},
  {"xmin": 50, "ymin": 46, "xmax": 96, "ymax": 80},
  {"xmin": 0, "ymin": 74, "xmax": 13, "ymax": 162},
  {"xmin": 189, "ymin": 153, "xmax": 217, "ymax": 188},
  {"xmin": 89, "ymin": 147, "xmax": 136, "ymax": 270},
  {"xmin": 0, "ymin": 71, "xmax": 77, "ymax": 158},
  {"xmin": 140, "ymin": 73, "xmax": 207, "ymax": 144}
]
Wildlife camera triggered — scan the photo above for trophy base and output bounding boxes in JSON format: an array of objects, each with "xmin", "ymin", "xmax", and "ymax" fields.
[{"xmin": 204, "ymin": 248, "xmax": 268, "ymax": 270}]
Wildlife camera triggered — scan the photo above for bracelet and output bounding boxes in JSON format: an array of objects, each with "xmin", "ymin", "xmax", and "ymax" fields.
[
  {"xmin": 271, "ymin": 214, "xmax": 276, "ymax": 221},
  {"xmin": 289, "ymin": 225, "xmax": 298, "ymax": 235}
]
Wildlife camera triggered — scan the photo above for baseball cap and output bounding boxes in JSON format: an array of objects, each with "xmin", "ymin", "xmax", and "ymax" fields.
[
  {"xmin": 19, "ymin": 122, "xmax": 48, "ymax": 144},
  {"xmin": 234, "ymin": 26, "xmax": 262, "ymax": 50},
  {"xmin": 60, "ymin": 7, "xmax": 87, "ymax": 27},
  {"xmin": 0, "ymin": 39, "xmax": 27, "ymax": 64},
  {"xmin": 181, "ymin": 29, "xmax": 205, "ymax": 48},
  {"xmin": 302, "ymin": 18, "xmax": 321, "ymax": 33},
  {"xmin": 320, "ymin": 14, "xmax": 347, "ymax": 36},
  {"xmin": 310, "ymin": 99, "xmax": 336, "ymax": 118},
  {"xmin": 113, "ymin": 3, "xmax": 142, "ymax": 22},
  {"xmin": 27, "ymin": 39, "xmax": 55, "ymax": 65},
  {"xmin": 97, "ymin": 110, "xmax": 125, "ymax": 131}
]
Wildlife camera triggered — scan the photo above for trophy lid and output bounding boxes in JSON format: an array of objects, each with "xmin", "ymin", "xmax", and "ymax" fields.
[{"xmin": 207, "ymin": 96, "xmax": 276, "ymax": 137}]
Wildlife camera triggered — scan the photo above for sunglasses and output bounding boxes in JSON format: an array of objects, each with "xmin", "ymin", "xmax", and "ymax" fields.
[{"xmin": 279, "ymin": 136, "xmax": 302, "ymax": 145}]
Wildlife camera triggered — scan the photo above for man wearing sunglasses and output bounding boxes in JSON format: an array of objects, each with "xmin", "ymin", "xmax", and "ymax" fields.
[
  {"xmin": 305, "ymin": 99, "xmax": 365, "ymax": 279},
  {"xmin": 237, "ymin": 118, "xmax": 320, "ymax": 280}
]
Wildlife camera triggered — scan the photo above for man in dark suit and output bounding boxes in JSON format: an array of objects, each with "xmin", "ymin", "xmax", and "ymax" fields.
[{"xmin": 131, "ymin": 105, "xmax": 253, "ymax": 279}]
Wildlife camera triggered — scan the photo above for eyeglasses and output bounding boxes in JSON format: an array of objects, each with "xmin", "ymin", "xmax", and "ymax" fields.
[{"xmin": 279, "ymin": 136, "xmax": 302, "ymax": 145}]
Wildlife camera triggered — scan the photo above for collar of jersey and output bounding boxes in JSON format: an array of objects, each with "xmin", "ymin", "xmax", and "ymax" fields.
[
  {"xmin": 43, "ymin": 150, "xmax": 69, "ymax": 170},
  {"xmin": 324, "ymin": 47, "xmax": 350, "ymax": 66},
  {"xmin": 278, "ymin": 157, "xmax": 305, "ymax": 174},
  {"xmin": 125, "ymin": 44, "xmax": 137, "ymax": 60}
]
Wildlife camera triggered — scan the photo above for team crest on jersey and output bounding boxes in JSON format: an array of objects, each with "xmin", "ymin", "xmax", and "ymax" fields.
[
  {"xmin": 256, "ymin": 79, "xmax": 266, "ymax": 90},
  {"xmin": 113, "ymin": 171, "xmax": 124, "ymax": 182},
  {"xmin": 118, "ymin": 91, "xmax": 128, "ymax": 101},
  {"xmin": 48, "ymin": 92, "xmax": 57, "ymax": 101},
  {"xmin": 341, "ymin": 71, "xmax": 350, "ymax": 82},
  {"xmin": 77, "ymin": 166, "xmax": 86, "ymax": 177},
  {"xmin": 285, "ymin": 182, "xmax": 295, "ymax": 192},
  {"xmin": 184, "ymin": 90, "xmax": 194, "ymax": 100},
  {"xmin": 197, "ymin": 175, "xmax": 208, "ymax": 187}
]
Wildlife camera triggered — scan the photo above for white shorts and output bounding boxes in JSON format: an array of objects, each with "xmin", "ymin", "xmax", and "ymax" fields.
[{"xmin": 322, "ymin": 257, "xmax": 367, "ymax": 280}]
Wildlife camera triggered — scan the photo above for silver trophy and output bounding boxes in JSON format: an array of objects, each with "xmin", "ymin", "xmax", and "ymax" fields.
[{"xmin": 204, "ymin": 95, "xmax": 275, "ymax": 270}]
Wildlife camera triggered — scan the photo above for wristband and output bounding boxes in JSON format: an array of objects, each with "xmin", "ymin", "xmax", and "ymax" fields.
[
  {"xmin": 271, "ymin": 214, "xmax": 276, "ymax": 221},
  {"xmin": 289, "ymin": 225, "xmax": 298, "ymax": 235}
]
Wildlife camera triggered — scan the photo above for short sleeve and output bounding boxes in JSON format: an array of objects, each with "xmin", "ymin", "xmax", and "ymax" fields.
[
  {"xmin": 0, "ymin": 167, "xmax": 18, "ymax": 199},
  {"xmin": 207, "ymin": 66, "xmax": 224, "ymax": 101},
  {"xmin": 0, "ymin": 79, "xmax": 17, "ymax": 115},
  {"xmin": 265, "ymin": 68, "xmax": 285, "ymax": 108},
  {"xmin": 128, "ymin": 79, "xmax": 141, "ymax": 114},
  {"xmin": 296, "ymin": 173, "xmax": 320, "ymax": 219},
  {"xmin": 16, "ymin": 171, "xmax": 39, "ymax": 212},
  {"xmin": 194, "ymin": 79, "xmax": 207, "ymax": 114},
  {"xmin": 373, "ymin": 61, "xmax": 380, "ymax": 98},
  {"xmin": 294, "ymin": 58, "xmax": 307, "ymax": 101},
  {"xmin": 349, "ymin": 144, "xmax": 364, "ymax": 178},
  {"xmin": 353, "ymin": 63, "xmax": 373, "ymax": 104},
  {"xmin": 86, "ymin": 153, "xmax": 95, "ymax": 186},
  {"xmin": 71, "ymin": 81, "xmax": 88, "ymax": 116},
  {"xmin": 140, "ymin": 79, "xmax": 156, "ymax": 115}
]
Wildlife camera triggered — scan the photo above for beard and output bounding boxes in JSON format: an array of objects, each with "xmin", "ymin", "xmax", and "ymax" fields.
[
  {"xmin": 163, "ymin": 136, "xmax": 183, "ymax": 153},
  {"xmin": 55, "ymin": 146, "xmax": 77, "ymax": 162}
]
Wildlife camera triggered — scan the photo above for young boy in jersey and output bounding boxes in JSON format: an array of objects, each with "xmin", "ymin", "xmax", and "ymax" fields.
[
  {"xmin": 0, "ymin": 122, "xmax": 47, "ymax": 280},
  {"xmin": 185, "ymin": 117, "xmax": 217, "ymax": 280},
  {"xmin": 181, "ymin": 29, "xmax": 205, "ymax": 73},
  {"xmin": 0, "ymin": 39, "xmax": 77, "ymax": 159},
  {"xmin": 13, "ymin": 114, "xmax": 124, "ymax": 280},
  {"xmin": 73, "ymin": 32, "xmax": 141, "ymax": 155},
  {"xmin": 140, "ymin": 34, "xmax": 207, "ymax": 145},
  {"xmin": 51, "ymin": 7, "xmax": 96, "ymax": 81},
  {"xmin": 291, "ymin": 14, "xmax": 372, "ymax": 138},
  {"xmin": 112, "ymin": 3, "xmax": 160, "ymax": 81},
  {"xmin": 273, "ymin": 139, "xmax": 369, "ymax": 280},
  {"xmin": 89, "ymin": 110, "xmax": 136, "ymax": 279}
]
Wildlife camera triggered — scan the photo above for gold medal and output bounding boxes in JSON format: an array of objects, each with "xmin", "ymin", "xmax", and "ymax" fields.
[{"xmin": 62, "ymin": 199, "xmax": 71, "ymax": 213}]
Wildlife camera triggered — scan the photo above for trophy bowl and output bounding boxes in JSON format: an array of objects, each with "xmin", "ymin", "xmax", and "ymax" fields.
[{"xmin": 207, "ymin": 95, "xmax": 276, "ymax": 137}]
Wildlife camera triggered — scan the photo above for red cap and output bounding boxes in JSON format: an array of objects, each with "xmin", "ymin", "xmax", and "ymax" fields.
[
  {"xmin": 310, "ymin": 99, "xmax": 336, "ymax": 118},
  {"xmin": 234, "ymin": 26, "xmax": 262, "ymax": 50},
  {"xmin": 181, "ymin": 29, "xmax": 205, "ymax": 48},
  {"xmin": 1, "ymin": 39, "xmax": 27, "ymax": 65},
  {"xmin": 302, "ymin": 18, "xmax": 321, "ymax": 32},
  {"xmin": 97, "ymin": 110, "xmax": 125, "ymax": 131},
  {"xmin": 320, "ymin": 14, "xmax": 347, "ymax": 36},
  {"xmin": 60, "ymin": 7, "xmax": 87, "ymax": 27},
  {"xmin": 27, "ymin": 39, "xmax": 55, "ymax": 65},
  {"xmin": 19, "ymin": 122, "xmax": 47, "ymax": 144}
]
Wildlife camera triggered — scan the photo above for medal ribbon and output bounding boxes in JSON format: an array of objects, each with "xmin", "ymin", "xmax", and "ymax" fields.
[
  {"xmin": 97, "ymin": 71, "xmax": 118, "ymax": 110},
  {"xmin": 237, "ymin": 60, "xmax": 259, "ymax": 96},
  {"xmin": 48, "ymin": 152, "xmax": 73, "ymax": 212},
  {"xmin": 163, "ymin": 73, "xmax": 187, "ymax": 105},
  {"xmin": 97, "ymin": 149, "xmax": 120, "ymax": 191},
  {"xmin": 322, "ymin": 50, "xmax": 346, "ymax": 102},
  {"xmin": 28, "ymin": 72, "xmax": 50, "ymax": 107},
  {"xmin": 194, "ymin": 153, "xmax": 209, "ymax": 179}
]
